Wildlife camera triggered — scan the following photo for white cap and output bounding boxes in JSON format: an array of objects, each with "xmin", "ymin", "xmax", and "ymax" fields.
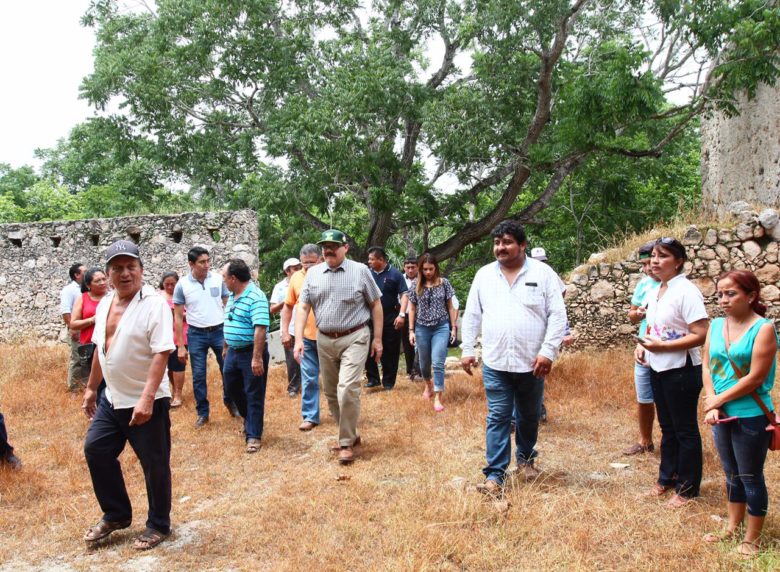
[
  {"xmin": 283, "ymin": 257, "xmax": 301, "ymax": 271},
  {"xmin": 530, "ymin": 247, "xmax": 547, "ymax": 261}
]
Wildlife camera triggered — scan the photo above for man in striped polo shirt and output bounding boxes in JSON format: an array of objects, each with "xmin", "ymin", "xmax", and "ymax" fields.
[
  {"xmin": 295, "ymin": 229, "xmax": 383, "ymax": 465},
  {"xmin": 221, "ymin": 259, "xmax": 271, "ymax": 454}
]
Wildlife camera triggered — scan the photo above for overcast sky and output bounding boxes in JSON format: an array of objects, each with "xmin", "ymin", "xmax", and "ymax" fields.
[{"xmin": 0, "ymin": 0, "xmax": 95, "ymax": 169}]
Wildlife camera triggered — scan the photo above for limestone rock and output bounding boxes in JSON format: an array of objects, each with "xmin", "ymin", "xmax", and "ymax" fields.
[
  {"xmin": 742, "ymin": 240, "xmax": 762, "ymax": 260},
  {"xmin": 699, "ymin": 248, "xmax": 716, "ymax": 261},
  {"xmin": 590, "ymin": 280, "xmax": 615, "ymax": 301},
  {"xmin": 707, "ymin": 260, "xmax": 722, "ymax": 275},
  {"xmin": 738, "ymin": 210, "xmax": 758, "ymax": 224},
  {"xmin": 565, "ymin": 284, "xmax": 578, "ymax": 299},
  {"xmin": 754, "ymin": 225, "xmax": 765, "ymax": 239},
  {"xmin": 759, "ymin": 209, "xmax": 780, "ymax": 230},
  {"xmin": 727, "ymin": 201, "xmax": 751, "ymax": 216},
  {"xmin": 704, "ymin": 229, "xmax": 718, "ymax": 246},
  {"xmin": 736, "ymin": 224, "xmax": 754, "ymax": 241},
  {"xmin": 682, "ymin": 226, "xmax": 702, "ymax": 245},
  {"xmin": 718, "ymin": 229, "xmax": 733, "ymax": 243},
  {"xmin": 692, "ymin": 277, "xmax": 716, "ymax": 297},
  {"xmin": 571, "ymin": 273, "xmax": 589, "ymax": 286},
  {"xmin": 588, "ymin": 252, "xmax": 607, "ymax": 264},
  {"xmin": 715, "ymin": 245, "xmax": 730, "ymax": 260},
  {"xmin": 756, "ymin": 264, "xmax": 780, "ymax": 284},
  {"xmin": 761, "ymin": 285, "xmax": 780, "ymax": 302}
]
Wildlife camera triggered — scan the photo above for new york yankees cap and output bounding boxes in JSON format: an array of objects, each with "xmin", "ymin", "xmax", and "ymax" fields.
[{"xmin": 105, "ymin": 240, "xmax": 141, "ymax": 263}]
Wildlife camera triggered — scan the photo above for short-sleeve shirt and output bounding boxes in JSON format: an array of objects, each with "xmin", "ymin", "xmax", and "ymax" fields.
[
  {"xmin": 645, "ymin": 274, "xmax": 709, "ymax": 372},
  {"xmin": 631, "ymin": 276, "xmax": 660, "ymax": 336},
  {"xmin": 224, "ymin": 282, "xmax": 270, "ymax": 349},
  {"xmin": 407, "ymin": 279, "xmax": 455, "ymax": 327},
  {"xmin": 172, "ymin": 271, "xmax": 229, "ymax": 328},
  {"xmin": 92, "ymin": 285, "xmax": 175, "ymax": 409},
  {"xmin": 299, "ymin": 259, "xmax": 382, "ymax": 333},
  {"xmin": 285, "ymin": 269, "xmax": 317, "ymax": 340},
  {"xmin": 60, "ymin": 281, "xmax": 81, "ymax": 315},
  {"xmin": 370, "ymin": 264, "xmax": 407, "ymax": 322},
  {"xmin": 271, "ymin": 277, "xmax": 295, "ymax": 332},
  {"xmin": 708, "ymin": 317, "xmax": 776, "ymax": 417}
]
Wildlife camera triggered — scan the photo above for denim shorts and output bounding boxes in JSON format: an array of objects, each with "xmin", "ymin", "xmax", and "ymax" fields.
[{"xmin": 634, "ymin": 362, "xmax": 653, "ymax": 404}]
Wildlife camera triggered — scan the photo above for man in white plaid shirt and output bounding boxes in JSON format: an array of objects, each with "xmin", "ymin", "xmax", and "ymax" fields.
[{"xmin": 461, "ymin": 220, "xmax": 567, "ymax": 494}]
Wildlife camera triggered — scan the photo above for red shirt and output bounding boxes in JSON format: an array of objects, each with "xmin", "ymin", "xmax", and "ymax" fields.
[{"xmin": 80, "ymin": 292, "xmax": 101, "ymax": 345}]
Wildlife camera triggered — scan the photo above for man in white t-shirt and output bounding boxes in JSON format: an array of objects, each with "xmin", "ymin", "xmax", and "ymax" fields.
[
  {"xmin": 270, "ymin": 257, "xmax": 302, "ymax": 397},
  {"xmin": 173, "ymin": 246, "xmax": 236, "ymax": 427},
  {"xmin": 82, "ymin": 240, "xmax": 175, "ymax": 551},
  {"xmin": 60, "ymin": 262, "xmax": 86, "ymax": 391}
]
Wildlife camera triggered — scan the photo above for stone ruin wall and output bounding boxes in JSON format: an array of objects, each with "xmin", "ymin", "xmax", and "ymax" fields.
[
  {"xmin": 0, "ymin": 209, "xmax": 258, "ymax": 343},
  {"xmin": 567, "ymin": 202, "xmax": 780, "ymax": 348},
  {"xmin": 701, "ymin": 82, "xmax": 780, "ymax": 216}
]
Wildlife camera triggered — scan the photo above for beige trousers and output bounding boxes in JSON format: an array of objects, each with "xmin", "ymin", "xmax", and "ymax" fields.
[{"xmin": 316, "ymin": 326, "xmax": 370, "ymax": 447}]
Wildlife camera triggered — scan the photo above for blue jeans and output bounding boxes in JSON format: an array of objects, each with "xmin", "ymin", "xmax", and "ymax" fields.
[
  {"xmin": 650, "ymin": 362, "xmax": 702, "ymax": 498},
  {"xmin": 301, "ymin": 338, "xmax": 321, "ymax": 424},
  {"xmin": 187, "ymin": 326, "xmax": 229, "ymax": 417},
  {"xmin": 712, "ymin": 414, "xmax": 771, "ymax": 516},
  {"xmin": 482, "ymin": 364, "xmax": 544, "ymax": 484},
  {"xmin": 415, "ymin": 320, "xmax": 449, "ymax": 392},
  {"xmin": 223, "ymin": 346, "xmax": 269, "ymax": 441},
  {"xmin": 634, "ymin": 363, "xmax": 653, "ymax": 404}
]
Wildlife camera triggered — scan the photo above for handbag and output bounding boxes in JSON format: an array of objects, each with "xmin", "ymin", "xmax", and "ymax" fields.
[{"xmin": 723, "ymin": 323, "xmax": 780, "ymax": 451}]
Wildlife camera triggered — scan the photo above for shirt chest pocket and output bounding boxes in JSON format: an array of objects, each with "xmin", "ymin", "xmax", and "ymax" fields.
[
  {"xmin": 210, "ymin": 286, "xmax": 221, "ymax": 297},
  {"xmin": 337, "ymin": 290, "xmax": 362, "ymax": 306},
  {"xmin": 515, "ymin": 288, "xmax": 544, "ymax": 308}
]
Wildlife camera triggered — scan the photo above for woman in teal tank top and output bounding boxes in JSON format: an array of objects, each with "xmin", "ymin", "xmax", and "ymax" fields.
[{"xmin": 701, "ymin": 270, "xmax": 777, "ymax": 558}]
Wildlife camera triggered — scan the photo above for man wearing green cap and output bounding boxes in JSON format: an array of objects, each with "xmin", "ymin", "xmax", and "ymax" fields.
[{"xmin": 294, "ymin": 229, "xmax": 383, "ymax": 465}]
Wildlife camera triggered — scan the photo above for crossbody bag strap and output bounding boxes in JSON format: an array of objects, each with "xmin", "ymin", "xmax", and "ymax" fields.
[{"xmin": 724, "ymin": 322, "xmax": 776, "ymax": 426}]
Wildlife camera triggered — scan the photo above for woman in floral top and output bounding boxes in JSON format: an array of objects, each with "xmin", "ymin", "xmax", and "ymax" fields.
[{"xmin": 408, "ymin": 253, "xmax": 458, "ymax": 412}]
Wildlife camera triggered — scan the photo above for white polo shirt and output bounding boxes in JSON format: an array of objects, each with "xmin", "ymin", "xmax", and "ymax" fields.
[
  {"xmin": 172, "ymin": 271, "xmax": 229, "ymax": 328},
  {"xmin": 645, "ymin": 273, "xmax": 709, "ymax": 372},
  {"xmin": 59, "ymin": 280, "xmax": 81, "ymax": 315},
  {"xmin": 92, "ymin": 285, "xmax": 175, "ymax": 409}
]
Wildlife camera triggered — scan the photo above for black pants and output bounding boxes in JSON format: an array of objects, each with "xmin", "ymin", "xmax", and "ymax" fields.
[
  {"xmin": 366, "ymin": 319, "xmax": 403, "ymax": 389},
  {"xmin": 284, "ymin": 336, "xmax": 301, "ymax": 393},
  {"xmin": 401, "ymin": 316, "xmax": 420, "ymax": 377},
  {"xmin": 0, "ymin": 411, "xmax": 13, "ymax": 458},
  {"xmin": 84, "ymin": 395, "xmax": 172, "ymax": 534},
  {"xmin": 650, "ymin": 360, "xmax": 703, "ymax": 498}
]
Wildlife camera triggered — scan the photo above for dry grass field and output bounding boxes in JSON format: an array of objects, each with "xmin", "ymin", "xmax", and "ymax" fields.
[{"xmin": 1, "ymin": 345, "xmax": 779, "ymax": 571}]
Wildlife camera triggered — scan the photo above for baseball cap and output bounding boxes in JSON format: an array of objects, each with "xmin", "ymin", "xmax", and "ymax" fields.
[
  {"xmin": 530, "ymin": 247, "xmax": 547, "ymax": 261},
  {"xmin": 283, "ymin": 257, "xmax": 301, "ymax": 271},
  {"xmin": 317, "ymin": 229, "xmax": 348, "ymax": 245},
  {"xmin": 105, "ymin": 240, "xmax": 140, "ymax": 263}
]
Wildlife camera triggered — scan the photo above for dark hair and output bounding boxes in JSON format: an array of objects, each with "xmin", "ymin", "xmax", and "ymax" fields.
[
  {"xmin": 188, "ymin": 246, "xmax": 210, "ymax": 263},
  {"xmin": 653, "ymin": 237, "xmax": 687, "ymax": 274},
  {"xmin": 69, "ymin": 263, "xmax": 84, "ymax": 281},
  {"xmin": 490, "ymin": 220, "xmax": 527, "ymax": 245},
  {"xmin": 718, "ymin": 270, "xmax": 768, "ymax": 317},
  {"xmin": 416, "ymin": 253, "xmax": 441, "ymax": 296},
  {"xmin": 367, "ymin": 246, "xmax": 387, "ymax": 260},
  {"xmin": 81, "ymin": 267, "xmax": 105, "ymax": 293},
  {"xmin": 404, "ymin": 257, "xmax": 417, "ymax": 265},
  {"xmin": 158, "ymin": 271, "xmax": 179, "ymax": 290},
  {"xmin": 226, "ymin": 259, "xmax": 251, "ymax": 282},
  {"xmin": 637, "ymin": 240, "xmax": 655, "ymax": 257}
]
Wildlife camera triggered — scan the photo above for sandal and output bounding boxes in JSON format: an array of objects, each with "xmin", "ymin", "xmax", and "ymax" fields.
[
  {"xmin": 170, "ymin": 398, "xmax": 182, "ymax": 408},
  {"xmin": 735, "ymin": 540, "xmax": 760, "ymax": 558},
  {"xmin": 132, "ymin": 527, "xmax": 169, "ymax": 551},
  {"xmin": 84, "ymin": 518, "xmax": 131, "ymax": 542},
  {"xmin": 641, "ymin": 483, "xmax": 672, "ymax": 498},
  {"xmin": 703, "ymin": 529, "xmax": 737, "ymax": 543},
  {"xmin": 666, "ymin": 494, "xmax": 693, "ymax": 508},
  {"xmin": 245, "ymin": 438, "xmax": 262, "ymax": 454}
]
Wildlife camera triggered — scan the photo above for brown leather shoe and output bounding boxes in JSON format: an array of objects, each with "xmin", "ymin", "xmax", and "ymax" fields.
[
  {"xmin": 623, "ymin": 442, "xmax": 655, "ymax": 456},
  {"xmin": 475, "ymin": 479, "xmax": 502, "ymax": 497},
  {"xmin": 520, "ymin": 464, "xmax": 541, "ymax": 481},
  {"xmin": 329, "ymin": 436, "xmax": 361, "ymax": 452},
  {"xmin": 298, "ymin": 421, "xmax": 317, "ymax": 432},
  {"xmin": 338, "ymin": 446, "xmax": 354, "ymax": 464}
]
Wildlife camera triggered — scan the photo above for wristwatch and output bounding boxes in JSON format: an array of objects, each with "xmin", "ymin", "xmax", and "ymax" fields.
[{"xmin": 398, "ymin": 312, "xmax": 406, "ymax": 318}]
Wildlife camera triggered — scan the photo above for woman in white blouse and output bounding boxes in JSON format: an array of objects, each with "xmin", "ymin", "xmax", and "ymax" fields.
[{"xmin": 636, "ymin": 237, "xmax": 709, "ymax": 508}]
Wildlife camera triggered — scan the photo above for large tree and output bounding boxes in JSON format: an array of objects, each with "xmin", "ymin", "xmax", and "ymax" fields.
[{"xmin": 79, "ymin": 0, "xmax": 780, "ymax": 261}]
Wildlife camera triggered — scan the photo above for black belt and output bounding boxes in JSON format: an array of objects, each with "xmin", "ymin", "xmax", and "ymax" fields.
[
  {"xmin": 189, "ymin": 324, "xmax": 223, "ymax": 332},
  {"xmin": 229, "ymin": 345, "xmax": 254, "ymax": 353},
  {"xmin": 320, "ymin": 323, "xmax": 367, "ymax": 339}
]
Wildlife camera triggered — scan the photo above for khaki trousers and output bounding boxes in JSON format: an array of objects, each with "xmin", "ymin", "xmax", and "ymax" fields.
[
  {"xmin": 67, "ymin": 336, "xmax": 82, "ymax": 391},
  {"xmin": 317, "ymin": 326, "xmax": 370, "ymax": 447}
]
